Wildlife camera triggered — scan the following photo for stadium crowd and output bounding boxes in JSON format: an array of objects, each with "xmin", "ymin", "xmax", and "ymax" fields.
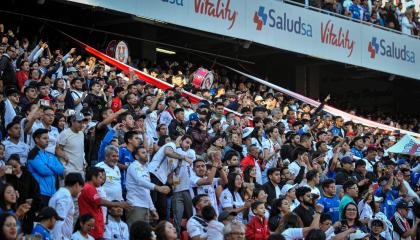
[
  {"xmin": 296, "ymin": 0, "xmax": 420, "ymax": 36},
  {"xmin": 0, "ymin": 21, "xmax": 420, "ymax": 240}
]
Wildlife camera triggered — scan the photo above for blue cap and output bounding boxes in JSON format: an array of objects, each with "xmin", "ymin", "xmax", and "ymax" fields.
[
  {"xmin": 396, "ymin": 159, "xmax": 407, "ymax": 165},
  {"xmin": 341, "ymin": 156, "xmax": 353, "ymax": 165},
  {"xmin": 189, "ymin": 113, "xmax": 200, "ymax": 122}
]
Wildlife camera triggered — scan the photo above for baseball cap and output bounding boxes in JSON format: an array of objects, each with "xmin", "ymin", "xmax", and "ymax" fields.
[
  {"xmin": 189, "ymin": 113, "xmax": 200, "ymax": 122},
  {"xmin": 37, "ymin": 207, "xmax": 64, "ymax": 221},
  {"xmin": 341, "ymin": 156, "xmax": 353, "ymax": 165},
  {"xmin": 133, "ymin": 79, "xmax": 145, "ymax": 85},
  {"xmin": 281, "ymin": 184, "xmax": 297, "ymax": 196},
  {"xmin": 396, "ymin": 159, "xmax": 408, "ymax": 165},
  {"xmin": 254, "ymin": 96, "xmax": 263, "ymax": 102},
  {"xmin": 72, "ymin": 112, "xmax": 86, "ymax": 122},
  {"xmin": 396, "ymin": 200, "xmax": 409, "ymax": 209},
  {"xmin": 349, "ymin": 230, "xmax": 369, "ymax": 240},
  {"xmin": 218, "ymin": 211, "xmax": 237, "ymax": 222},
  {"xmin": 242, "ymin": 127, "xmax": 254, "ymax": 139}
]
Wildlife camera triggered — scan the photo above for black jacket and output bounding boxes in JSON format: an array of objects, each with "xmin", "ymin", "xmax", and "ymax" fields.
[
  {"xmin": 0, "ymin": 54, "xmax": 17, "ymax": 90},
  {"xmin": 336, "ymin": 168, "xmax": 354, "ymax": 185},
  {"xmin": 263, "ymin": 181, "xmax": 280, "ymax": 205}
]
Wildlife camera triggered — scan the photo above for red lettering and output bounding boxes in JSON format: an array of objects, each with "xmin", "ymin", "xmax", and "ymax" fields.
[
  {"xmin": 321, "ymin": 20, "xmax": 355, "ymax": 57},
  {"xmin": 194, "ymin": 0, "xmax": 237, "ymax": 30}
]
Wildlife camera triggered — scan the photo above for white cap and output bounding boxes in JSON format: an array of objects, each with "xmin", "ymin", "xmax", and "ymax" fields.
[
  {"xmin": 242, "ymin": 127, "xmax": 254, "ymax": 139},
  {"xmin": 368, "ymin": 217, "xmax": 388, "ymax": 232},
  {"xmin": 281, "ymin": 184, "xmax": 297, "ymax": 196}
]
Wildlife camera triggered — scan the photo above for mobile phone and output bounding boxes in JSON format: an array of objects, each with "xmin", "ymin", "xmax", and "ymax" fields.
[
  {"xmin": 26, "ymin": 199, "xmax": 33, "ymax": 205},
  {"xmin": 5, "ymin": 165, "xmax": 12, "ymax": 174}
]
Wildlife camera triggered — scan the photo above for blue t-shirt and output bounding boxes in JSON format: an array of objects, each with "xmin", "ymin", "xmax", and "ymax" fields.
[
  {"xmin": 375, "ymin": 187, "xmax": 399, "ymax": 219},
  {"xmin": 331, "ymin": 127, "xmax": 344, "ymax": 137},
  {"xmin": 318, "ymin": 195, "xmax": 340, "ymax": 223},
  {"xmin": 118, "ymin": 146, "xmax": 136, "ymax": 191},
  {"xmin": 349, "ymin": 4, "xmax": 362, "ymax": 20},
  {"xmin": 351, "ymin": 147, "xmax": 363, "ymax": 159},
  {"xmin": 31, "ymin": 224, "xmax": 52, "ymax": 240}
]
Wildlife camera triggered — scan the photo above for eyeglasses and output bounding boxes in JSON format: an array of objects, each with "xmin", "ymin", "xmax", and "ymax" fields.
[{"xmin": 346, "ymin": 208, "xmax": 357, "ymax": 212}]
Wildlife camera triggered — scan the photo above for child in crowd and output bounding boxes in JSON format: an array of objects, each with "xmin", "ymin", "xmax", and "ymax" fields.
[{"xmin": 246, "ymin": 201, "xmax": 270, "ymax": 240}]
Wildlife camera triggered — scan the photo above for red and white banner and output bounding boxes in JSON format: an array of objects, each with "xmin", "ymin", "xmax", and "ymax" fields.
[
  {"xmin": 221, "ymin": 64, "xmax": 420, "ymax": 138},
  {"xmin": 59, "ymin": 31, "xmax": 244, "ymax": 117}
]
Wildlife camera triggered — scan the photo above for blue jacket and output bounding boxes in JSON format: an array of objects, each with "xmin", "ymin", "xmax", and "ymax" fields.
[
  {"xmin": 98, "ymin": 127, "xmax": 115, "ymax": 163},
  {"xmin": 28, "ymin": 149, "xmax": 64, "ymax": 197}
]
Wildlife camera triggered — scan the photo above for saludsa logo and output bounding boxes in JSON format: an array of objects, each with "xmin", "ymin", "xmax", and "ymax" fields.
[
  {"xmin": 368, "ymin": 37, "xmax": 415, "ymax": 63},
  {"xmin": 253, "ymin": 6, "xmax": 312, "ymax": 37}
]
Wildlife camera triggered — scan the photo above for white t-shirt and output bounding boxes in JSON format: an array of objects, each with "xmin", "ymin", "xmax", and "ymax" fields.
[
  {"xmin": 219, "ymin": 189, "xmax": 245, "ymax": 221},
  {"xmin": 142, "ymin": 106, "xmax": 158, "ymax": 141},
  {"xmin": 281, "ymin": 228, "xmax": 303, "ymax": 240},
  {"xmin": 95, "ymin": 162, "xmax": 123, "ymax": 201},
  {"xmin": 2, "ymin": 139, "xmax": 30, "ymax": 165},
  {"xmin": 97, "ymin": 186, "xmax": 108, "ymax": 222},
  {"xmin": 186, "ymin": 215, "xmax": 208, "ymax": 239},
  {"xmin": 172, "ymin": 148, "xmax": 196, "ymax": 193},
  {"xmin": 190, "ymin": 173, "xmax": 219, "ymax": 215},
  {"xmin": 58, "ymin": 128, "xmax": 85, "ymax": 174},
  {"xmin": 71, "ymin": 231, "xmax": 94, "ymax": 240},
  {"xmin": 49, "ymin": 187, "xmax": 74, "ymax": 240},
  {"xmin": 104, "ymin": 216, "xmax": 129, "ymax": 240},
  {"xmin": 71, "ymin": 90, "xmax": 84, "ymax": 112},
  {"xmin": 148, "ymin": 142, "xmax": 176, "ymax": 184},
  {"xmin": 206, "ymin": 220, "xmax": 224, "ymax": 240}
]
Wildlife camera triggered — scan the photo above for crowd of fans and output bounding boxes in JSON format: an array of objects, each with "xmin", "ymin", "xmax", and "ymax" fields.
[
  {"xmin": 294, "ymin": 0, "xmax": 420, "ymax": 36},
  {"xmin": 0, "ymin": 21, "xmax": 420, "ymax": 240}
]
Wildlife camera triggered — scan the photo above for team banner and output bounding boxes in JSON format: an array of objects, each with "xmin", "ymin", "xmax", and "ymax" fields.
[{"xmin": 66, "ymin": 0, "xmax": 420, "ymax": 80}]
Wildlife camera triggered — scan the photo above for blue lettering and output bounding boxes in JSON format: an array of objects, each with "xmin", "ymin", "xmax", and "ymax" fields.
[
  {"xmin": 376, "ymin": 38, "xmax": 415, "ymax": 63},
  {"xmin": 264, "ymin": 8, "xmax": 311, "ymax": 37},
  {"xmin": 268, "ymin": 9, "xmax": 276, "ymax": 28}
]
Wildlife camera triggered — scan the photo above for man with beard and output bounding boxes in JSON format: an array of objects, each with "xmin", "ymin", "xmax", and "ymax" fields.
[
  {"xmin": 293, "ymin": 186, "xmax": 315, "ymax": 227},
  {"xmin": 351, "ymin": 136, "xmax": 364, "ymax": 159},
  {"xmin": 179, "ymin": 97, "xmax": 195, "ymax": 122},
  {"xmin": 95, "ymin": 145, "xmax": 122, "ymax": 201}
]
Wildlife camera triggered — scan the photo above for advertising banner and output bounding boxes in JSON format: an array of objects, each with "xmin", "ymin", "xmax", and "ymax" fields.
[{"xmin": 66, "ymin": 0, "xmax": 420, "ymax": 80}]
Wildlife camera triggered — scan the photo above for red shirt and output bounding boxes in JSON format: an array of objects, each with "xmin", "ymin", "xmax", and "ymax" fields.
[
  {"xmin": 241, "ymin": 154, "xmax": 257, "ymax": 172},
  {"xmin": 245, "ymin": 216, "xmax": 269, "ymax": 240},
  {"xmin": 16, "ymin": 70, "xmax": 28, "ymax": 91},
  {"xmin": 111, "ymin": 97, "xmax": 122, "ymax": 112},
  {"xmin": 78, "ymin": 183, "xmax": 103, "ymax": 239}
]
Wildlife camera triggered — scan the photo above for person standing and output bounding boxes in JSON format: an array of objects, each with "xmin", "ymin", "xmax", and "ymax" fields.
[
  {"xmin": 78, "ymin": 167, "xmax": 131, "ymax": 239},
  {"xmin": 0, "ymin": 45, "xmax": 18, "ymax": 91},
  {"xmin": 171, "ymin": 135, "xmax": 195, "ymax": 236},
  {"xmin": 125, "ymin": 146, "xmax": 170, "ymax": 226},
  {"xmin": 27, "ymin": 128, "xmax": 64, "ymax": 206},
  {"xmin": 56, "ymin": 112, "xmax": 86, "ymax": 176},
  {"xmin": 95, "ymin": 145, "xmax": 122, "ymax": 201},
  {"xmin": 148, "ymin": 138, "xmax": 191, "ymax": 221},
  {"xmin": 49, "ymin": 172, "xmax": 84, "ymax": 240}
]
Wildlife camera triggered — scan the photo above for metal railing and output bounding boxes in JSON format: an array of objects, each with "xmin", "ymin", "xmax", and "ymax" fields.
[{"xmin": 282, "ymin": 0, "xmax": 420, "ymax": 40}]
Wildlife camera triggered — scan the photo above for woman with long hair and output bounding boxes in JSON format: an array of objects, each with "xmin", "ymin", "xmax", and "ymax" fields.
[
  {"xmin": 219, "ymin": 172, "xmax": 252, "ymax": 222},
  {"xmin": 341, "ymin": 202, "xmax": 367, "ymax": 232},
  {"xmin": 155, "ymin": 221, "xmax": 177, "ymax": 240},
  {"xmin": 0, "ymin": 213, "xmax": 18, "ymax": 240},
  {"xmin": 72, "ymin": 214, "xmax": 95, "ymax": 240},
  {"xmin": 0, "ymin": 184, "xmax": 18, "ymax": 214},
  {"xmin": 268, "ymin": 196, "xmax": 291, "ymax": 232},
  {"xmin": 52, "ymin": 112, "xmax": 67, "ymax": 133},
  {"xmin": 129, "ymin": 220, "xmax": 156, "ymax": 240}
]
